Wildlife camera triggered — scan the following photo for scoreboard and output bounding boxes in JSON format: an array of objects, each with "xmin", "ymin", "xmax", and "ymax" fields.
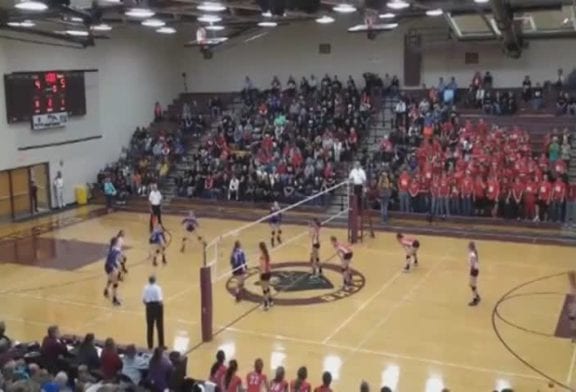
[{"xmin": 4, "ymin": 71, "xmax": 86, "ymax": 124}]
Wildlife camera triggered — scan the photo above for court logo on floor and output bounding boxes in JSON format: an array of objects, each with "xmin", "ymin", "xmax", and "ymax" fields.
[{"xmin": 226, "ymin": 261, "xmax": 366, "ymax": 306}]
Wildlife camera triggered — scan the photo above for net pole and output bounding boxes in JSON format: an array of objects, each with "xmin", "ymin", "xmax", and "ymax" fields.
[
  {"xmin": 200, "ymin": 241, "xmax": 213, "ymax": 342},
  {"xmin": 349, "ymin": 194, "xmax": 359, "ymax": 244}
]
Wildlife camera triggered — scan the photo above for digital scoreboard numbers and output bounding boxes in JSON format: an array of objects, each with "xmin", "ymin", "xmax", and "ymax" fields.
[
  {"xmin": 4, "ymin": 70, "xmax": 87, "ymax": 124},
  {"xmin": 33, "ymin": 72, "xmax": 68, "ymax": 115}
]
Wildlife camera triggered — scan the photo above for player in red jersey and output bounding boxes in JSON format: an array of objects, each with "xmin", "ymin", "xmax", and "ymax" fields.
[
  {"xmin": 209, "ymin": 350, "xmax": 227, "ymax": 386},
  {"xmin": 290, "ymin": 367, "xmax": 311, "ymax": 392},
  {"xmin": 313, "ymin": 371, "xmax": 333, "ymax": 392},
  {"xmin": 221, "ymin": 360, "xmax": 242, "ymax": 392},
  {"xmin": 246, "ymin": 358, "xmax": 268, "ymax": 392},
  {"xmin": 468, "ymin": 241, "xmax": 481, "ymax": 306},
  {"xmin": 269, "ymin": 366, "xmax": 289, "ymax": 392},
  {"xmin": 397, "ymin": 233, "xmax": 420, "ymax": 272},
  {"xmin": 259, "ymin": 242, "xmax": 273, "ymax": 310},
  {"xmin": 330, "ymin": 236, "xmax": 353, "ymax": 289},
  {"xmin": 310, "ymin": 218, "xmax": 322, "ymax": 276}
]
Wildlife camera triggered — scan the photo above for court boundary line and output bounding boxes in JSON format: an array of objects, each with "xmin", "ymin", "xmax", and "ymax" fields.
[
  {"xmin": 221, "ymin": 325, "xmax": 542, "ymax": 382},
  {"xmin": 566, "ymin": 344, "xmax": 576, "ymax": 387}
]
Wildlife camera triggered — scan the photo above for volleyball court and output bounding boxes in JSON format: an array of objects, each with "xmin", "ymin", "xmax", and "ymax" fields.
[{"xmin": 197, "ymin": 179, "xmax": 365, "ymax": 341}]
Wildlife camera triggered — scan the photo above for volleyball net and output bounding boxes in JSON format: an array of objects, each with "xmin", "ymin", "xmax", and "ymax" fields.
[{"xmin": 199, "ymin": 179, "xmax": 358, "ymax": 341}]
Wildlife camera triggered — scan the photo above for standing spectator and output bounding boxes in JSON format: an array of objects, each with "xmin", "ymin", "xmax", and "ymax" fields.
[
  {"xmin": 551, "ymin": 177, "xmax": 567, "ymax": 222},
  {"xmin": 566, "ymin": 183, "xmax": 576, "ymax": 225},
  {"xmin": 397, "ymin": 170, "xmax": 411, "ymax": 212},
  {"xmin": 536, "ymin": 174, "xmax": 552, "ymax": 222},
  {"xmin": 146, "ymin": 347, "xmax": 173, "ymax": 392},
  {"xmin": 154, "ymin": 102, "xmax": 162, "ymax": 122},
  {"xmin": 143, "ymin": 275, "xmax": 164, "ymax": 350},
  {"xmin": 510, "ymin": 177, "xmax": 524, "ymax": 220},
  {"xmin": 549, "ymin": 136, "xmax": 561, "ymax": 162},
  {"xmin": 378, "ymin": 172, "xmax": 392, "ymax": 222},
  {"xmin": 473, "ymin": 175, "xmax": 486, "ymax": 216},
  {"xmin": 40, "ymin": 325, "xmax": 68, "ymax": 373},
  {"xmin": 76, "ymin": 333, "xmax": 100, "ymax": 370},
  {"xmin": 0, "ymin": 321, "xmax": 12, "ymax": 354},
  {"xmin": 30, "ymin": 180, "xmax": 38, "ymax": 213},
  {"xmin": 228, "ymin": 176, "xmax": 240, "ymax": 201},
  {"xmin": 524, "ymin": 177, "xmax": 537, "ymax": 221},
  {"xmin": 148, "ymin": 184, "xmax": 163, "ymax": 232},
  {"xmin": 100, "ymin": 338, "xmax": 122, "ymax": 381},
  {"xmin": 408, "ymin": 173, "xmax": 421, "ymax": 213},
  {"xmin": 531, "ymin": 82, "xmax": 544, "ymax": 110},
  {"xmin": 486, "ymin": 176, "xmax": 500, "ymax": 217},
  {"xmin": 103, "ymin": 177, "xmax": 117, "ymax": 212},
  {"xmin": 460, "ymin": 172, "xmax": 474, "ymax": 216},
  {"xmin": 53, "ymin": 171, "xmax": 64, "ymax": 209},
  {"xmin": 394, "ymin": 98, "xmax": 407, "ymax": 128},
  {"xmin": 522, "ymin": 76, "xmax": 532, "ymax": 102}
]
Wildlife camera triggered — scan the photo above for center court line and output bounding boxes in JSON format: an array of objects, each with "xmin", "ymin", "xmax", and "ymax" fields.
[
  {"xmin": 221, "ymin": 324, "xmax": 541, "ymax": 381},
  {"xmin": 351, "ymin": 247, "xmax": 455, "ymax": 351},
  {"xmin": 566, "ymin": 344, "xmax": 576, "ymax": 386}
]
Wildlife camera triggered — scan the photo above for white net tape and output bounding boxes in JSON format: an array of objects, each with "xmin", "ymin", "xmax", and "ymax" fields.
[{"xmin": 204, "ymin": 180, "xmax": 350, "ymax": 283}]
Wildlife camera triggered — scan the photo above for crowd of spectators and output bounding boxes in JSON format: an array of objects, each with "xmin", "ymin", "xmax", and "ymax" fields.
[
  {"xmin": 175, "ymin": 74, "xmax": 374, "ymax": 205},
  {"xmin": 0, "ymin": 323, "xmax": 201, "ymax": 392},
  {"xmin": 368, "ymin": 111, "xmax": 574, "ymax": 223},
  {"xmin": 96, "ymin": 127, "xmax": 185, "ymax": 204}
]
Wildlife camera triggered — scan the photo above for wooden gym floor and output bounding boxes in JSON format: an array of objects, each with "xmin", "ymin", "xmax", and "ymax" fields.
[{"xmin": 0, "ymin": 206, "xmax": 575, "ymax": 391}]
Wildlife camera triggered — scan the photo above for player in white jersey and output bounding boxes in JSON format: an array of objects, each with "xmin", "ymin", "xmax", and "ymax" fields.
[
  {"xmin": 330, "ymin": 236, "xmax": 353, "ymax": 289},
  {"xmin": 468, "ymin": 241, "xmax": 481, "ymax": 306},
  {"xmin": 309, "ymin": 218, "xmax": 322, "ymax": 275},
  {"xmin": 396, "ymin": 233, "xmax": 420, "ymax": 272}
]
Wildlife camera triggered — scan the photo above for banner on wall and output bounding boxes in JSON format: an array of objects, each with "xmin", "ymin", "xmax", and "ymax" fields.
[{"xmin": 31, "ymin": 112, "xmax": 68, "ymax": 131}]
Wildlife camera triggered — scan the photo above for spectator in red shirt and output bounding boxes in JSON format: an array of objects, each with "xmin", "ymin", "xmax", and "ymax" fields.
[
  {"xmin": 100, "ymin": 338, "xmax": 122, "ymax": 381},
  {"xmin": 473, "ymin": 175, "xmax": 486, "ymax": 216},
  {"xmin": 449, "ymin": 171, "xmax": 461, "ymax": 216},
  {"xmin": 523, "ymin": 177, "xmax": 537, "ymax": 220},
  {"xmin": 408, "ymin": 174, "xmax": 421, "ymax": 213},
  {"xmin": 566, "ymin": 183, "xmax": 576, "ymax": 225},
  {"xmin": 536, "ymin": 174, "xmax": 552, "ymax": 222},
  {"xmin": 509, "ymin": 177, "xmax": 524, "ymax": 220},
  {"xmin": 40, "ymin": 325, "xmax": 68, "ymax": 374},
  {"xmin": 432, "ymin": 174, "xmax": 450, "ymax": 219},
  {"xmin": 551, "ymin": 177, "xmax": 567, "ymax": 222},
  {"xmin": 398, "ymin": 170, "xmax": 411, "ymax": 212},
  {"xmin": 460, "ymin": 171, "xmax": 474, "ymax": 216},
  {"xmin": 485, "ymin": 176, "xmax": 500, "ymax": 217}
]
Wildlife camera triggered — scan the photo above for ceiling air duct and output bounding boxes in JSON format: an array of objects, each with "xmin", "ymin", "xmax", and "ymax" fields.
[{"xmin": 490, "ymin": 0, "xmax": 523, "ymax": 58}]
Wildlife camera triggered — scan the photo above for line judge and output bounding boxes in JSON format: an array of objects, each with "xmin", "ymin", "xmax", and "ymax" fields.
[
  {"xmin": 142, "ymin": 275, "xmax": 165, "ymax": 350},
  {"xmin": 148, "ymin": 183, "xmax": 163, "ymax": 232},
  {"xmin": 348, "ymin": 161, "xmax": 367, "ymax": 209}
]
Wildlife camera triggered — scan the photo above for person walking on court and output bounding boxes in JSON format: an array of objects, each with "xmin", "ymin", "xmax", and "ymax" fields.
[
  {"xmin": 53, "ymin": 171, "xmax": 64, "ymax": 209},
  {"xmin": 143, "ymin": 275, "xmax": 164, "ymax": 349},
  {"xmin": 148, "ymin": 183, "xmax": 163, "ymax": 232}
]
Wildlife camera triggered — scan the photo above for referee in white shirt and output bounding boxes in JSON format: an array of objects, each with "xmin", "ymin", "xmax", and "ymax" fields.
[
  {"xmin": 148, "ymin": 183, "xmax": 163, "ymax": 232},
  {"xmin": 143, "ymin": 275, "xmax": 165, "ymax": 349},
  {"xmin": 348, "ymin": 161, "xmax": 367, "ymax": 209}
]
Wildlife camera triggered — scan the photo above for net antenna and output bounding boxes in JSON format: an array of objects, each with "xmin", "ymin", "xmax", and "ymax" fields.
[{"xmin": 200, "ymin": 179, "xmax": 352, "ymax": 342}]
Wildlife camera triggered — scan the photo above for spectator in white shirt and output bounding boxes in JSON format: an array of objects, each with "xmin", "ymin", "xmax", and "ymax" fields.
[
  {"xmin": 121, "ymin": 344, "xmax": 149, "ymax": 385},
  {"xmin": 53, "ymin": 171, "xmax": 64, "ymax": 209},
  {"xmin": 333, "ymin": 140, "xmax": 343, "ymax": 163},
  {"xmin": 228, "ymin": 176, "xmax": 240, "ymax": 201},
  {"xmin": 148, "ymin": 184, "xmax": 163, "ymax": 232},
  {"xmin": 394, "ymin": 99, "xmax": 407, "ymax": 128}
]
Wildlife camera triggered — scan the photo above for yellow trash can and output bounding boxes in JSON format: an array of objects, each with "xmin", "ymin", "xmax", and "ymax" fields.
[{"xmin": 75, "ymin": 185, "xmax": 88, "ymax": 205}]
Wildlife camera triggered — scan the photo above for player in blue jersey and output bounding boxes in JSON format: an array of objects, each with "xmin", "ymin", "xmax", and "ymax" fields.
[
  {"xmin": 149, "ymin": 221, "xmax": 167, "ymax": 266},
  {"xmin": 180, "ymin": 211, "xmax": 204, "ymax": 253},
  {"xmin": 230, "ymin": 240, "xmax": 248, "ymax": 302},
  {"xmin": 269, "ymin": 201, "xmax": 282, "ymax": 247},
  {"xmin": 114, "ymin": 230, "xmax": 128, "ymax": 280},
  {"xmin": 103, "ymin": 236, "xmax": 122, "ymax": 306}
]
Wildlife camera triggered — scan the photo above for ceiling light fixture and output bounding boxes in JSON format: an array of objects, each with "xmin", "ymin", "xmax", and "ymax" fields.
[
  {"xmin": 70, "ymin": 16, "xmax": 83, "ymax": 22},
  {"xmin": 387, "ymin": 0, "xmax": 409, "ymax": 10},
  {"xmin": 141, "ymin": 18, "xmax": 165, "ymax": 27},
  {"xmin": 7, "ymin": 20, "xmax": 35, "ymax": 27},
  {"xmin": 15, "ymin": 0, "xmax": 48, "ymax": 11},
  {"xmin": 261, "ymin": 11, "xmax": 272, "ymax": 17},
  {"xmin": 379, "ymin": 12, "xmax": 395, "ymax": 18},
  {"xmin": 197, "ymin": 2, "xmax": 226, "ymax": 12},
  {"xmin": 125, "ymin": 8, "xmax": 155, "ymax": 18},
  {"xmin": 473, "ymin": 0, "xmax": 489, "ymax": 3},
  {"xmin": 91, "ymin": 23, "xmax": 112, "ymax": 31},
  {"xmin": 205, "ymin": 24, "xmax": 225, "ymax": 31},
  {"xmin": 65, "ymin": 29, "xmax": 89, "ymax": 36},
  {"xmin": 333, "ymin": 3, "xmax": 356, "ymax": 13},
  {"xmin": 258, "ymin": 21, "xmax": 277, "ymax": 27},
  {"xmin": 426, "ymin": 8, "xmax": 443, "ymax": 16},
  {"xmin": 198, "ymin": 14, "xmax": 221, "ymax": 23},
  {"xmin": 315, "ymin": 15, "xmax": 335, "ymax": 24},
  {"xmin": 156, "ymin": 26, "xmax": 176, "ymax": 34}
]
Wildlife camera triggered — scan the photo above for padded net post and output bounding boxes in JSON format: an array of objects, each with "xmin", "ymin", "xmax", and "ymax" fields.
[
  {"xmin": 200, "ymin": 242, "xmax": 212, "ymax": 342},
  {"xmin": 349, "ymin": 194, "xmax": 359, "ymax": 244}
]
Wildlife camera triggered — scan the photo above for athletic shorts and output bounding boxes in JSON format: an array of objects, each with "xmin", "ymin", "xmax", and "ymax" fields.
[
  {"xmin": 313, "ymin": 243, "xmax": 320, "ymax": 250},
  {"xmin": 470, "ymin": 268, "xmax": 479, "ymax": 277},
  {"xmin": 186, "ymin": 226, "xmax": 195, "ymax": 233},
  {"xmin": 343, "ymin": 252, "xmax": 353, "ymax": 261},
  {"xmin": 105, "ymin": 264, "xmax": 115, "ymax": 274},
  {"xmin": 260, "ymin": 272, "xmax": 271, "ymax": 281},
  {"xmin": 232, "ymin": 268, "xmax": 246, "ymax": 277}
]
